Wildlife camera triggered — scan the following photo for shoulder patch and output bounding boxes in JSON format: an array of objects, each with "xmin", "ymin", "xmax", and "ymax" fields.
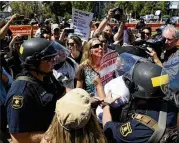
[
  {"xmin": 120, "ymin": 122, "xmax": 132, "ymax": 137},
  {"xmin": 11, "ymin": 96, "xmax": 24, "ymax": 109}
]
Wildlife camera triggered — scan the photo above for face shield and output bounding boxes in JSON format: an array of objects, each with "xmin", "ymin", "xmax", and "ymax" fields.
[
  {"xmin": 52, "ymin": 41, "xmax": 70, "ymax": 64},
  {"xmin": 115, "ymin": 53, "xmax": 148, "ymax": 78}
]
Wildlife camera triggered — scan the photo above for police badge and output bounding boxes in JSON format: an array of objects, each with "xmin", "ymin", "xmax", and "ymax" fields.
[{"xmin": 12, "ymin": 95, "xmax": 24, "ymax": 109}]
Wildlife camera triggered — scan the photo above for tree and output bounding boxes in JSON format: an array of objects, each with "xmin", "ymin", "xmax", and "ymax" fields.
[
  {"xmin": 0, "ymin": 1, "xmax": 9, "ymax": 11},
  {"xmin": 10, "ymin": 2, "xmax": 42, "ymax": 17},
  {"xmin": 131, "ymin": 1, "xmax": 144, "ymax": 19},
  {"xmin": 71, "ymin": 1, "xmax": 95, "ymax": 12},
  {"xmin": 103, "ymin": 2, "xmax": 115, "ymax": 15},
  {"xmin": 42, "ymin": 1, "xmax": 72, "ymax": 23},
  {"xmin": 114, "ymin": 1, "xmax": 133, "ymax": 15}
]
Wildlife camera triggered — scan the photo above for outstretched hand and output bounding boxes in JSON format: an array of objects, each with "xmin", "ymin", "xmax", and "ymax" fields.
[{"xmin": 103, "ymin": 90, "xmax": 121, "ymax": 105}]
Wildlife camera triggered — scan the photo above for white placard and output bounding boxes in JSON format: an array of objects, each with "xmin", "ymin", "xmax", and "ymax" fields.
[{"xmin": 71, "ymin": 8, "xmax": 94, "ymax": 41}]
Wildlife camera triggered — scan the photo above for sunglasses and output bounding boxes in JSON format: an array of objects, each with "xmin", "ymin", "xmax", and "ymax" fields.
[
  {"xmin": 68, "ymin": 43, "xmax": 75, "ymax": 46},
  {"xmin": 91, "ymin": 43, "xmax": 102, "ymax": 49}
]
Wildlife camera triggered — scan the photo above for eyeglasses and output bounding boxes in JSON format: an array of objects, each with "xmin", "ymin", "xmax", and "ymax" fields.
[
  {"xmin": 91, "ymin": 43, "xmax": 102, "ymax": 49},
  {"xmin": 68, "ymin": 43, "xmax": 75, "ymax": 46}
]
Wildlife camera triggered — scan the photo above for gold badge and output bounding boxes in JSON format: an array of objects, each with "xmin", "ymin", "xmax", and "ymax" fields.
[
  {"xmin": 12, "ymin": 96, "xmax": 24, "ymax": 109},
  {"xmin": 120, "ymin": 122, "xmax": 132, "ymax": 137},
  {"xmin": 19, "ymin": 45, "xmax": 24, "ymax": 54}
]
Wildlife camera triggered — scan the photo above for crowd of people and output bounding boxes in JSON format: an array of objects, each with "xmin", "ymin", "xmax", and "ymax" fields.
[{"xmin": 0, "ymin": 8, "xmax": 179, "ymax": 143}]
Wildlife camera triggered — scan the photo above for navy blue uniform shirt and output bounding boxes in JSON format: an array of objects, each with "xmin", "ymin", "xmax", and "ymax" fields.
[
  {"xmin": 5, "ymin": 71, "xmax": 65, "ymax": 133},
  {"xmin": 103, "ymin": 102, "xmax": 177, "ymax": 143}
]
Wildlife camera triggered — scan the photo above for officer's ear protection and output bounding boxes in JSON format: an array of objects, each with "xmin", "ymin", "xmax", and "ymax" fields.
[{"xmin": 122, "ymin": 76, "xmax": 138, "ymax": 94}]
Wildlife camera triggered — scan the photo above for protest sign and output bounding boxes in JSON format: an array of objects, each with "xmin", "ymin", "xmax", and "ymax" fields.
[
  {"xmin": 71, "ymin": 8, "xmax": 93, "ymax": 41},
  {"xmin": 99, "ymin": 50, "xmax": 119, "ymax": 85}
]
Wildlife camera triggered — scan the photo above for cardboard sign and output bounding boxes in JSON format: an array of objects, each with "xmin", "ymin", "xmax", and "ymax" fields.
[
  {"xmin": 100, "ymin": 51, "xmax": 119, "ymax": 85},
  {"xmin": 71, "ymin": 8, "xmax": 93, "ymax": 41}
]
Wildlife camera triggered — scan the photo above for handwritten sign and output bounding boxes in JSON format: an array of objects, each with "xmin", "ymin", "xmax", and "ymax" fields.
[
  {"xmin": 100, "ymin": 51, "xmax": 119, "ymax": 85},
  {"xmin": 71, "ymin": 8, "xmax": 93, "ymax": 41}
]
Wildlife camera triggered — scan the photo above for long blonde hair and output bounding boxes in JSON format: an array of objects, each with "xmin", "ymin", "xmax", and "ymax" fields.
[
  {"xmin": 80, "ymin": 38, "xmax": 99, "ymax": 66},
  {"xmin": 43, "ymin": 113, "xmax": 107, "ymax": 143}
]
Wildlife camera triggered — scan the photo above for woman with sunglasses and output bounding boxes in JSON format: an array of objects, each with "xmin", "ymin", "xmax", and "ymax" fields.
[
  {"xmin": 67, "ymin": 36, "xmax": 83, "ymax": 64},
  {"xmin": 76, "ymin": 38, "xmax": 105, "ymax": 104}
]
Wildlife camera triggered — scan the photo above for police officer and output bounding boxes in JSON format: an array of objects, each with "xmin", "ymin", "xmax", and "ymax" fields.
[
  {"xmin": 101, "ymin": 61, "xmax": 178, "ymax": 143},
  {"xmin": 5, "ymin": 38, "xmax": 69, "ymax": 143}
]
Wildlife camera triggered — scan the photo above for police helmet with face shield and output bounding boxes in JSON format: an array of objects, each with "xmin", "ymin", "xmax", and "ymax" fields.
[
  {"xmin": 117, "ymin": 53, "xmax": 168, "ymax": 99},
  {"xmin": 19, "ymin": 38, "xmax": 60, "ymax": 75}
]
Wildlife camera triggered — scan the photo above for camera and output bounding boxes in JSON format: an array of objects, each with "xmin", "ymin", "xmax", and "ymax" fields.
[
  {"xmin": 133, "ymin": 37, "xmax": 166, "ymax": 58},
  {"xmin": 112, "ymin": 7, "xmax": 124, "ymax": 21}
]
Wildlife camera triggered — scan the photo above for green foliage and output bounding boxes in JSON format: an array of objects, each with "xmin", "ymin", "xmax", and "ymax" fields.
[
  {"xmin": 71, "ymin": 1, "xmax": 95, "ymax": 12},
  {"xmin": 103, "ymin": 2, "xmax": 115, "ymax": 14},
  {"xmin": 0, "ymin": 1, "xmax": 9, "ymax": 11},
  {"xmin": 10, "ymin": 2, "xmax": 42, "ymax": 17}
]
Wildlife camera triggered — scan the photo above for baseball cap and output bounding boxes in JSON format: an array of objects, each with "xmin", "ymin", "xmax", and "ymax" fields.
[
  {"xmin": 51, "ymin": 24, "xmax": 60, "ymax": 33},
  {"xmin": 55, "ymin": 88, "xmax": 92, "ymax": 130}
]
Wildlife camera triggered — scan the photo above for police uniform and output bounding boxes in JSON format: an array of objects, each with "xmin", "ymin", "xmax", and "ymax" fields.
[
  {"xmin": 103, "ymin": 60, "xmax": 178, "ymax": 143},
  {"xmin": 103, "ymin": 101, "xmax": 177, "ymax": 143},
  {"xmin": 5, "ymin": 38, "xmax": 66, "ymax": 134},
  {"xmin": 5, "ymin": 71, "xmax": 65, "ymax": 133}
]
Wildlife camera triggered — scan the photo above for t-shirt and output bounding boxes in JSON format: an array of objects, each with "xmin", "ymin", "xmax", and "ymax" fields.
[
  {"xmin": 69, "ymin": 52, "xmax": 83, "ymax": 64},
  {"xmin": 76, "ymin": 64, "xmax": 99, "ymax": 96}
]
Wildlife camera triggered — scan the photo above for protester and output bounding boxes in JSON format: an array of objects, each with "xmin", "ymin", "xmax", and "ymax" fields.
[
  {"xmin": 142, "ymin": 26, "xmax": 152, "ymax": 39},
  {"xmin": 97, "ymin": 31, "xmax": 114, "ymax": 54},
  {"xmin": 5, "ymin": 38, "xmax": 70, "ymax": 143},
  {"xmin": 8, "ymin": 34, "xmax": 23, "ymax": 77},
  {"xmin": 76, "ymin": 38, "xmax": 103, "ymax": 96},
  {"xmin": 94, "ymin": 9, "xmax": 115, "ymax": 45},
  {"xmin": 41, "ymin": 88, "xmax": 107, "ymax": 143},
  {"xmin": 0, "ymin": 14, "xmax": 16, "ymax": 51},
  {"xmin": 35, "ymin": 19, "xmax": 51, "ymax": 38},
  {"xmin": 67, "ymin": 35, "xmax": 83, "ymax": 64}
]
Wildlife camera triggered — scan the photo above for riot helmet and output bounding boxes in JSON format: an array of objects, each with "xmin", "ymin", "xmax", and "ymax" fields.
[
  {"xmin": 19, "ymin": 38, "xmax": 58, "ymax": 73},
  {"xmin": 118, "ymin": 53, "xmax": 168, "ymax": 99},
  {"xmin": 131, "ymin": 62, "xmax": 168, "ymax": 99}
]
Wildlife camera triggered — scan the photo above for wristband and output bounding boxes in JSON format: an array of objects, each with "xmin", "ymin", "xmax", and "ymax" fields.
[{"xmin": 102, "ymin": 102, "xmax": 110, "ymax": 109}]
